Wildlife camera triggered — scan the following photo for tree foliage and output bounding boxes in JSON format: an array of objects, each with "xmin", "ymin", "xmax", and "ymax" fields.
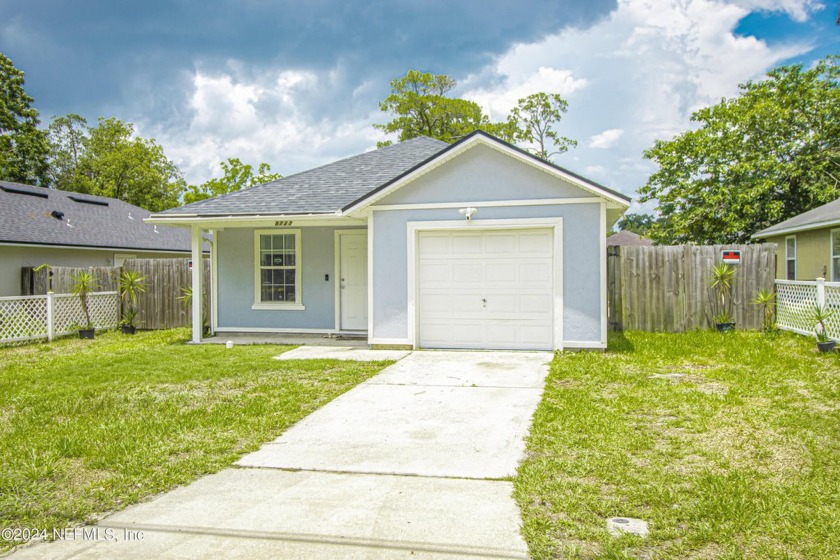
[
  {"xmin": 615, "ymin": 213, "xmax": 657, "ymax": 236},
  {"xmin": 0, "ymin": 53, "xmax": 49, "ymax": 185},
  {"xmin": 47, "ymin": 116, "xmax": 185, "ymax": 211},
  {"xmin": 507, "ymin": 93, "xmax": 576, "ymax": 159},
  {"xmin": 374, "ymin": 70, "xmax": 511, "ymax": 146},
  {"xmin": 639, "ymin": 56, "xmax": 840, "ymax": 244},
  {"xmin": 183, "ymin": 158, "xmax": 282, "ymax": 205}
]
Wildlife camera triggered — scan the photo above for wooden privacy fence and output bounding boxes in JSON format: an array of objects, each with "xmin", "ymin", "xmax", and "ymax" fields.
[
  {"xmin": 608, "ymin": 244, "xmax": 777, "ymax": 332},
  {"xmin": 20, "ymin": 259, "xmax": 211, "ymax": 330},
  {"xmin": 123, "ymin": 258, "xmax": 211, "ymax": 330}
]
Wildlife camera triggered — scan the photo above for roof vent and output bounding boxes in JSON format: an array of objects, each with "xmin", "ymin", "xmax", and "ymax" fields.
[
  {"xmin": 51, "ymin": 210, "xmax": 64, "ymax": 220},
  {"xmin": 0, "ymin": 185, "xmax": 48, "ymax": 199},
  {"xmin": 68, "ymin": 195, "xmax": 109, "ymax": 207}
]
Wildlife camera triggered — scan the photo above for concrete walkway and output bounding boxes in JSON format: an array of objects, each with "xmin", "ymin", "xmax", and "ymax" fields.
[{"xmin": 11, "ymin": 351, "xmax": 550, "ymax": 559}]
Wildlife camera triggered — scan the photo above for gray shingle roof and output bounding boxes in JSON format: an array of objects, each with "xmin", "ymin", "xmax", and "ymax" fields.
[
  {"xmin": 606, "ymin": 230, "xmax": 654, "ymax": 247},
  {"xmin": 753, "ymin": 198, "xmax": 840, "ymax": 237},
  {"xmin": 0, "ymin": 181, "xmax": 195, "ymax": 252},
  {"xmin": 158, "ymin": 136, "xmax": 450, "ymax": 216}
]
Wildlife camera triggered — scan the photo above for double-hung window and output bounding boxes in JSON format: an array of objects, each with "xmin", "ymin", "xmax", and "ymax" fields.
[
  {"xmin": 254, "ymin": 230, "xmax": 304, "ymax": 310},
  {"xmin": 785, "ymin": 236, "xmax": 796, "ymax": 280},
  {"xmin": 832, "ymin": 229, "xmax": 840, "ymax": 282}
]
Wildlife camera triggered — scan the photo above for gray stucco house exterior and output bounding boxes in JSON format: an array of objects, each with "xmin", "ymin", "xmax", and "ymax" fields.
[
  {"xmin": 148, "ymin": 131, "xmax": 630, "ymax": 350},
  {"xmin": 0, "ymin": 181, "xmax": 197, "ymax": 297}
]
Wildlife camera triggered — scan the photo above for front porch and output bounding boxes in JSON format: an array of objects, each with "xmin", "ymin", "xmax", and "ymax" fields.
[{"xmin": 200, "ymin": 332, "xmax": 368, "ymax": 347}]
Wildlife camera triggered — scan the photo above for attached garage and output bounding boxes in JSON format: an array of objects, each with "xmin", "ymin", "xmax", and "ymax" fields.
[{"xmin": 412, "ymin": 224, "xmax": 561, "ymax": 350}]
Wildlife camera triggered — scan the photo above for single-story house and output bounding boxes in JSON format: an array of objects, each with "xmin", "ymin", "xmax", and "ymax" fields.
[
  {"xmin": 147, "ymin": 131, "xmax": 631, "ymax": 351},
  {"xmin": 752, "ymin": 198, "xmax": 840, "ymax": 281},
  {"xmin": 0, "ymin": 181, "xmax": 199, "ymax": 296},
  {"xmin": 606, "ymin": 230, "xmax": 654, "ymax": 247}
]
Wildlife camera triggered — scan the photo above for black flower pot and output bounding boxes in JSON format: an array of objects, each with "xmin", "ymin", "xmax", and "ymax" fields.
[
  {"xmin": 817, "ymin": 340, "xmax": 836, "ymax": 353},
  {"xmin": 715, "ymin": 322, "xmax": 735, "ymax": 333},
  {"xmin": 79, "ymin": 328, "xmax": 95, "ymax": 339},
  {"xmin": 120, "ymin": 325, "xmax": 137, "ymax": 335}
]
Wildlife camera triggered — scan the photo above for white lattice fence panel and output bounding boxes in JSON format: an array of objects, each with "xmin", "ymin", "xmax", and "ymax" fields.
[
  {"xmin": 824, "ymin": 284, "xmax": 840, "ymax": 340},
  {"xmin": 0, "ymin": 296, "xmax": 48, "ymax": 343},
  {"xmin": 53, "ymin": 292, "xmax": 119, "ymax": 335},
  {"xmin": 88, "ymin": 292, "xmax": 119, "ymax": 329},
  {"xmin": 775, "ymin": 281, "xmax": 818, "ymax": 335}
]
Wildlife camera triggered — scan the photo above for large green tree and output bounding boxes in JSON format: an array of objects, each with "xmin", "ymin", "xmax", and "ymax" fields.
[
  {"xmin": 374, "ymin": 70, "xmax": 512, "ymax": 147},
  {"xmin": 374, "ymin": 70, "xmax": 576, "ymax": 161},
  {"xmin": 639, "ymin": 56, "xmax": 840, "ymax": 244},
  {"xmin": 0, "ymin": 53, "xmax": 49, "ymax": 185},
  {"xmin": 507, "ymin": 92, "xmax": 576, "ymax": 159},
  {"xmin": 615, "ymin": 213, "xmax": 657, "ymax": 236},
  {"xmin": 184, "ymin": 158, "xmax": 282, "ymax": 204},
  {"xmin": 47, "ymin": 116, "xmax": 185, "ymax": 212},
  {"xmin": 46, "ymin": 113, "xmax": 87, "ymax": 191}
]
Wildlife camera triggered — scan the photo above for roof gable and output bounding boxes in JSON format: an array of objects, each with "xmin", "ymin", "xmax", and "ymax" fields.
[
  {"xmin": 0, "ymin": 181, "xmax": 194, "ymax": 252},
  {"xmin": 343, "ymin": 130, "xmax": 630, "ymax": 214},
  {"xmin": 367, "ymin": 141, "xmax": 604, "ymax": 207}
]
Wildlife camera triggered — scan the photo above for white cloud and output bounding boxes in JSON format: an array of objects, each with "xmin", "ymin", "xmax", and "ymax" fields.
[
  {"xmin": 460, "ymin": 0, "xmax": 815, "ymax": 196},
  {"xmin": 465, "ymin": 67, "xmax": 588, "ymax": 119},
  {"xmin": 589, "ymin": 128, "xmax": 624, "ymax": 149},
  {"xmin": 146, "ymin": 68, "xmax": 382, "ymax": 185}
]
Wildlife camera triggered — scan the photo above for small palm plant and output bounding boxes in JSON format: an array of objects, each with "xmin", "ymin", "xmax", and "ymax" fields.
[
  {"xmin": 71, "ymin": 271, "xmax": 98, "ymax": 337},
  {"xmin": 751, "ymin": 289, "xmax": 776, "ymax": 333},
  {"xmin": 119, "ymin": 270, "xmax": 146, "ymax": 334},
  {"xmin": 708, "ymin": 263, "xmax": 737, "ymax": 331},
  {"xmin": 811, "ymin": 305, "xmax": 835, "ymax": 352},
  {"xmin": 179, "ymin": 286, "xmax": 209, "ymax": 332}
]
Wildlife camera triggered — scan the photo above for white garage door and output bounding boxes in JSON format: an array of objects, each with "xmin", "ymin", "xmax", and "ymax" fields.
[{"xmin": 417, "ymin": 228, "xmax": 555, "ymax": 350}]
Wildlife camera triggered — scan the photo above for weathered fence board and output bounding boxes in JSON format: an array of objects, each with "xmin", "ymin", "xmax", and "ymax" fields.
[
  {"xmin": 21, "ymin": 259, "xmax": 211, "ymax": 330},
  {"xmin": 608, "ymin": 244, "xmax": 776, "ymax": 332},
  {"xmin": 122, "ymin": 258, "xmax": 211, "ymax": 330}
]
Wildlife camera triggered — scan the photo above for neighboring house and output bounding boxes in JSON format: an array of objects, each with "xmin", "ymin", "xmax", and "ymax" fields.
[
  {"xmin": 606, "ymin": 230, "xmax": 654, "ymax": 247},
  {"xmin": 752, "ymin": 198, "xmax": 840, "ymax": 281},
  {"xmin": 148, "ymin": 131, "xmax": 631, "ymax": 351},
  {"xmin": 0, "ymin": 181, "xmax": 198, "ymax": 296}
]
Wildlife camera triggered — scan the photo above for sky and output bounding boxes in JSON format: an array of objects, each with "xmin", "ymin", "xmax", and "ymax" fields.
[{"xmin": 1, "ymin": 0, "xmax": 838, "ymax": 211}]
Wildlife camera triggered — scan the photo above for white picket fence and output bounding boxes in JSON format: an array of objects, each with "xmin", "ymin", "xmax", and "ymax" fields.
[
  {"xmin": 0, "ymin": 291, "xmax": 120, "ymax": 345},
  {"xmin": 775, "ymin": 278, "xmax": 840, "ymax": 340}
]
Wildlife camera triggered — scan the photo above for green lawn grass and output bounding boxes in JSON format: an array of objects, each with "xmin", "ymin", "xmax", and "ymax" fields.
[
  {"xmin": 0, "ymin": 329, "xmax": 388, "ymax": 552},
  {"xmin": 516, "ymin": 330, "xmax": 840, "ymax": 559}
]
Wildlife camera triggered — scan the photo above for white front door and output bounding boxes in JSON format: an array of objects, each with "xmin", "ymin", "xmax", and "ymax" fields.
[
  {"xmin": 417, "ymin": 228, "xmax": 554, "ymax": 350},
  {"xmin": 339, "ymin": 232, "xmax": 368, "ymax": 331}
]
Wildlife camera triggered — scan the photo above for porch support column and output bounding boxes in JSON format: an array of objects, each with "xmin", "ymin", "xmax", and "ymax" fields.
[{"xmin": 191, "ymin": 225, "xmax": 203, "ymax": 344}]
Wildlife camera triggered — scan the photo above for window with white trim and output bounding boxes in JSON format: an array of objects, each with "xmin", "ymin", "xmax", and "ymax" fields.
[
  {"xmin": 785, "ymin": 236, "xmax": 796, "ymax": 280},
  {"xmin": 832, "ymin": 229, "xmax": 840, "ymax": 281},
  {"xmin": 254, "ymin": 230, "xmax": 302, "ymax": 307}
]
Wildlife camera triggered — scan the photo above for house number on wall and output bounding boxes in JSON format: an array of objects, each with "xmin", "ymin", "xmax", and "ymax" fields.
[{"xmin": 274, "ymin": 220, "xmax": 293, "ymax": 226}]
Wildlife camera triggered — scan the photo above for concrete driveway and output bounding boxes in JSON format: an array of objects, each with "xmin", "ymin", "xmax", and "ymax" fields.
[{"xmin": 11, "ymin": 350, "xmax": 550, "ymax": 559}]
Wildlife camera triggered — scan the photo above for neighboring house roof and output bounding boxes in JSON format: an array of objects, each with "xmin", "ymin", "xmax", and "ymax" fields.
[
  {"xmin": 0, "ymin": 181, "xmax": 197, "ymax": 252},
  {"xmin": 152, "ymin": 130, "xmax": 630, "ymax": 220},
  {"xmin": 752, "ymin": 198, "xmax": 840, "ymax": 238},
  {"xmin": 607, "ymin": 230, "xmax": 654, "ymax": 247}
]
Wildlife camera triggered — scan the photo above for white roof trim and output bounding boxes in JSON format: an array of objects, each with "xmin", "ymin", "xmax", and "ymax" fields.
[
  {"xmin": 751, "ymin": 217, "xmax": 840, "ymax": 239},
  {"xmin": 343, "ymin": 134, "xmax": 630, "ymax": 215}
]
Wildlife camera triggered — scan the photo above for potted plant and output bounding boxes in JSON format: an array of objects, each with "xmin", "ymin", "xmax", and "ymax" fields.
[
  {"xmin": 120, "ymin": 309, "xmax": 139, "ymax": 335},
  {"xmin": 179, "ymin": 286, "xmax": 210, "ymax": 335},
  {"xmin": 811, "ymin": 305, "xmax": 836, "ymax": 353},
  {"xmin": 708, "ymin": 263, "xmax": 737, "ymax": 332},
  {"xmin": 712, "ymin": 311, "xmax": 735, "ymax": 332},
  {"xmin": 118, "ymin": 269, "xmax": 146, "ymax": 334},
  {"xmin": 751, "ymin": 289, "xmax": 776, "ymax": 333},
  {"xmin": 71, "ymin": 271, "xmax": 98, "ymax": 339}
]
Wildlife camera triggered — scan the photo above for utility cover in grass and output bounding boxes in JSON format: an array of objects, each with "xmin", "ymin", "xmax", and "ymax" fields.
[{"xmin": 607, "ymin": 517, "xmax": 649, "ymax": 538}]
